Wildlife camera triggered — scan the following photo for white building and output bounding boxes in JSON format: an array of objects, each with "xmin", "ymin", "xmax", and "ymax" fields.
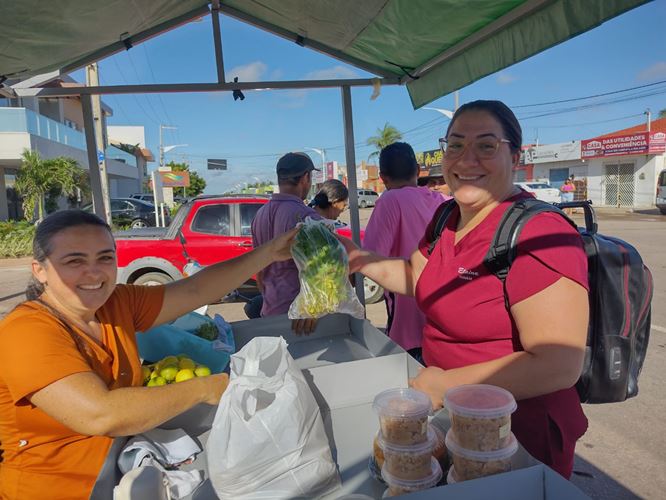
[
  {"xmin": 0, "ymin": 76, "xmax": 148, "ymax": 220},
  {"xmin": 520, "ymin": 118, "xmax": 666, "ymax": 209}
]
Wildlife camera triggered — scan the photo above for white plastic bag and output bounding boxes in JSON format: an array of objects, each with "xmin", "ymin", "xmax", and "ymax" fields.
[
  {"xmin": 207, "ymin": 337, "xmax": 340, "ymax": 499},
  {"xmin": 288, "ymin": 218, "xmax": 364, "ymax": 320}
]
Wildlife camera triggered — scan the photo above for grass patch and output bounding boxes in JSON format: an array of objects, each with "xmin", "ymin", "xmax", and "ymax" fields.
[{"xmin": 0, "ymin": 221, "xmax": 35, "ymax": 258}]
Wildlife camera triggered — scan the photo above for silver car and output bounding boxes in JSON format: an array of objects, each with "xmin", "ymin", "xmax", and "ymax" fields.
[
  {"xmin": 514, "ymin": 182, "xmax": 561, "ymax": 204},
  {"xmin": 357, "ymin": 189, "xmax": 379, "ymax": 208}
]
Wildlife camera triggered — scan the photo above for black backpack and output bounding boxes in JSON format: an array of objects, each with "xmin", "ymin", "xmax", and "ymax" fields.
[{"xmin": 428, "ymin": 198, "xmax": 653, "ymax": 404}]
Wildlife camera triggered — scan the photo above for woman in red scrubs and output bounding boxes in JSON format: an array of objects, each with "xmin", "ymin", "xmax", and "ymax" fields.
[{"xmin": 341, "ymin": 100, "xmax": 589, "ymax": 478}]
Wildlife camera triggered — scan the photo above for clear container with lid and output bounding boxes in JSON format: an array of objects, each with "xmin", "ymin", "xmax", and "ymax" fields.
[
  {"xmin": 445, "ymin": 429, "xmax": 518, "ymax": 481},
  {"xmin": 381, "ymin": 457, "xmax": 442, "ymax": 497},
  {"xmin": 378, "ymin": 427, "xmax": 436, "ymax": 480},
  {"xmin": 444, "ymin": 384, "xmax": 517, "ymax": 451},
  {"xmin": 446, "ymin": 465, "xmax": 458, "ymax": 484},
  {"xmin": 373, "ymin": 388, "xmax": 431, "ymax": 445}
]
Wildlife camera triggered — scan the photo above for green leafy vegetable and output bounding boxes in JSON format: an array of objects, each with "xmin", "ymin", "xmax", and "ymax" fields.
[{"xmin": 194, "ymin": 322, "xmax": 218, "ymax": 341}]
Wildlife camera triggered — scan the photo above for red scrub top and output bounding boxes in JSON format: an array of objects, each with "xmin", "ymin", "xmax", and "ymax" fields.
[{"xmin": 415, "ymin": 192, "xmax": 589, "ymax": 478}]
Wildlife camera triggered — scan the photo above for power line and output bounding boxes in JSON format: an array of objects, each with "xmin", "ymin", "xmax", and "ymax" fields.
[{"xmin": 512, "ymin": 79, "xmax": 666, "ymax": 108}]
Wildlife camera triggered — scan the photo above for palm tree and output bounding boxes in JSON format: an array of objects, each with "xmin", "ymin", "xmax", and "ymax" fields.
[
  {"xmin": 366, "ymin": 123, "xmax": 403, "ymax": 161},
  {"xmin": 15, "ymin": 150, "xmax": 86, "ymax": 221}
]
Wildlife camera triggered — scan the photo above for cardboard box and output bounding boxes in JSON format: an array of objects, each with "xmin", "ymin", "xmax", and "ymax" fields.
[{"xmin": 96, "ymin": 314, "xmax": 590, "ymax": 499}]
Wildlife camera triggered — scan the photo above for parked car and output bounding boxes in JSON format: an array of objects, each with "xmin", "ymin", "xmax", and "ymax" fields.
[
  {"xmin": 514, "ymin": 182, "xmax": 561, "ymax": 204},
  {"xmin": 114, "ymin": 195, "xmax": 385, "ymax": 304},
  {"xmin": 657, "ymin": 169, "xmax": 666, "ymax": 215},
  {"xmin": 357, "ymin": 189, "xmax": 379, "ymax": 208},
  {"xmin": 82, "ymin": 197, "xmax": 164, "ymax": 228},
  {"xmin": 130, "ymin": 193, "xmax": 187, "ymax": 204}
]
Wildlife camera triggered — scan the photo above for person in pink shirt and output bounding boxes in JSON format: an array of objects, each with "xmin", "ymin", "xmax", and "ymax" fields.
[{"xmin": 363, "ymin": 142, "xmax": 447, "ymax": 359}]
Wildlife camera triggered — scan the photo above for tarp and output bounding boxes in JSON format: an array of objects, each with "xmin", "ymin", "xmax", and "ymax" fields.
[{"xmin": 0, "ymin": 0, "xmax": 650, "ymax": 108}]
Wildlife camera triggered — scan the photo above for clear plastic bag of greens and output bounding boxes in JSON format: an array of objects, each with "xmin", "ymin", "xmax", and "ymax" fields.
[{"xmin": 288, "ymin": 218, "xmax": 364, "ymax": 319}]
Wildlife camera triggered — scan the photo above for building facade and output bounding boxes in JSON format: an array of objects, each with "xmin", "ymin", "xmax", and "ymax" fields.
[{"xmin": 0, "ymin": 78, "xmax": 146, "ymax": 220}]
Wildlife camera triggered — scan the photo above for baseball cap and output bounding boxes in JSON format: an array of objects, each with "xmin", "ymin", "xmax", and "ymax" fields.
[{"xmin": 276, "ymin": 152, "xmax": 320, "ymax": 177}]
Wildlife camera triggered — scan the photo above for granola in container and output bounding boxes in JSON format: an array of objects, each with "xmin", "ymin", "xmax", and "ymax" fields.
[
  {"xmin": 381, "ymin": 457, "xmax": 442, "ymax": 497},
  {"xmin": 444, "ymin": 384, "xmax": 517, "ymax": 451},
  {"xmin": 373, "ymin": 388, "xmax": 431, "ymax": 446},
  {"xmin": 378, "ymin": 427, "xmax": 436, "ymax": 480},
  {"xmin": 430, "ymin": 424, "xmax": 449, "ymax": 471},
  {"xmin": 445, "ymin": 429, "xmax": 518, "ymax": 482}
]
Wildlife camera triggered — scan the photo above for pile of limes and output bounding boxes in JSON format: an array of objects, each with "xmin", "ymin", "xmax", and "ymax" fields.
[{"xmin": 142, "ymin": 355, "xmax": 212, "ymax": 386}]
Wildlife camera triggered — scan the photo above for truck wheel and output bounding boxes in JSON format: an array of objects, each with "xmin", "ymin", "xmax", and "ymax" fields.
[
  {"xmin": 364, "ymin": 277, "xmax": 384, "ymax": 304},
  {"xmin": 133, "ymin": 272, "xmax": 173, "ymax": 286},
  {"xmin": 360, "ymin": 200, "xmax": 368, "ymax": 208}
]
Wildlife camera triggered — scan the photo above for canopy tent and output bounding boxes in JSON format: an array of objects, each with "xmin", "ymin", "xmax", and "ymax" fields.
[
  {"xmin": 0, "ymin": 0, "xmax": 651, "ymax": 302},
  {"xmin": 0, "ymin": 0, "xmax": 649, "ymax": 106}
]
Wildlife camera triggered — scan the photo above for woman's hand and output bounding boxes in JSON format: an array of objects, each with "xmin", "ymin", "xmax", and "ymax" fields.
[
  {"xmin": 409, "ymin": 366, "xmax": 450, "ymax": 410},
  {"xmin": 269, "ymin": 226, "xmax": 300, "ymax": 262},
  {"xmin": 201, "ymin": 373, "xmax": 230, "ymax": 405},
  {"xmin": 335, "ymin": 234, "xmax": 366, "ymax": 274}
]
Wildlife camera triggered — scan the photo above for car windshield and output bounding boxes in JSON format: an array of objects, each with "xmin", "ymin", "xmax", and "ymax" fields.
[{"xmin": 526, "ymin": 183, "xmax": 551, "ymax": 189}]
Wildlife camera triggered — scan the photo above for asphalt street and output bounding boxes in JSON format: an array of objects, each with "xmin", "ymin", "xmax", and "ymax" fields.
[{"xmin": 0, "ymin": 207, "xmax": 664, "ymax": 498}]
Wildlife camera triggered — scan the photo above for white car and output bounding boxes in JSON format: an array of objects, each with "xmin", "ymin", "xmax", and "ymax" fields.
[{"xmin": 514, "ymin": 182, "xmax": 561, "ymax": 204}]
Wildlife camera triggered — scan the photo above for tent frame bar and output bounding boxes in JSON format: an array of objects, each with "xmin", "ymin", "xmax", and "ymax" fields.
[
  {"xmin": 13, "ymin": 77, "xmax": 401, "ymax": 98},
  {"xmin": 216, "ymin": 2, "xmax": 398, "ymax": 80},
  {"xmin": 402, "ymin": 0, "xmax": 552, "ymax": 83},
  {"xmin": 210, "ymin": 0, "xmax": 226, "ymax": 84}
]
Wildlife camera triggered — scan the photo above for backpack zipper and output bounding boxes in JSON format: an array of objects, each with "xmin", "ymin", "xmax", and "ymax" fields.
[
  {"xmin": 617, "ymin": 243, "xmax": 631, "ymax": 338},
  {"xmin": 635, "ymin": 266, "xmax": 653, "ymax": 330}
]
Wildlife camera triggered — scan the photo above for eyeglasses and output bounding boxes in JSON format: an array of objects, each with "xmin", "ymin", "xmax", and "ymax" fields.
[{"xmin": 439, "ymin": 136, "xmax": 511, "ymax": 159}]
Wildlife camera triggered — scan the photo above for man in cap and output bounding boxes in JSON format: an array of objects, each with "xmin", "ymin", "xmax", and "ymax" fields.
[
  {"xmin": 251, "ymin": 152, "xmax": 322, "ymax": 333},
  {"xmin": 417, "ymin": 164, "xmax": 451, "ymax": 196}
]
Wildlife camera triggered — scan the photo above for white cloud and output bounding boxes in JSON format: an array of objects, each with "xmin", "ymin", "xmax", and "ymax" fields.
[
  {"xmin": 305, "ymin": 65, "xmax": 359, "ymax": 80},
  {"xmin": 227, "ymin": 61, "xmax": 268, "ymax": 82},
  {"xmin": 275, "ymin": 89, "xmax": 308, "ymax": 109},
  {"xmin": 496, "ymin": 72, "xmax": 517, "ymax": 85},
  {"xmin": 637, "ymin": 62, "xmax": 666, "ymax": 81}
]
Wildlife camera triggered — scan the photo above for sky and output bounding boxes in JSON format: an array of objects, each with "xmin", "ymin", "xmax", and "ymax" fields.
[{"xmin": 71, "ymin": 0, "xmax": 666, "ymax": 194}]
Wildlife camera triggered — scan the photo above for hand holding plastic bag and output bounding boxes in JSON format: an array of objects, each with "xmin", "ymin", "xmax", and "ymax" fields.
[
  {"xmin": 207, "ymin": 337, "xmax": 340, "ymax": 499},
  {"xmin": 288, "ymin": 218, "xmax": 364, "ymax": 319}
]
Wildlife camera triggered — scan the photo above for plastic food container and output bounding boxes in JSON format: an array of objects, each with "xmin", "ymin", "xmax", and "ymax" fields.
[
  {"xmin": 373, "ymin": 388, "xmax": 432, "ymax": 445},
  {"xmin": 378, "ymin": 428, "xmax": 436, "ymax": 480},
  {"xmin": 381, "ymin": 457, "xmax": 442, "ymax": 497},
  {"xmin": 446, "ymin": 466, "xmax": 458, "ymax": 484},
  {"xmin": 445, "ymin": 429, "xmax": 518, "ymax": 481},
  {"xmin": 444, "ymin": 384, "xmax": 517, "ymax": 451}
]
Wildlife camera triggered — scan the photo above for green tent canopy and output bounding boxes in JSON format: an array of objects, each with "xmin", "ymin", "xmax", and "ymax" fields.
[{"xmin": 0, "ymin": 0, "xmax": 650, "ymax": 107}]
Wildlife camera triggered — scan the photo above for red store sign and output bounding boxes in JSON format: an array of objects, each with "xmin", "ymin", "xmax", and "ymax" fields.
[{"xmin": 581, "ymin": 131, "xmax": 666, "ymax": 158}]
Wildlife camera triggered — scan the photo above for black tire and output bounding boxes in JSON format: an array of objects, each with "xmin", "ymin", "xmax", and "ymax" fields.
[
  {"xmin": 364, "ymin": 277, "xmax": 384, "ymax": 304},
  {"xmin": 131, "ymin": 218, "xmax": 149, "ymax": 229},
  {"xmin": 133, "ymin": 272, "xmax": 173, "ymax": 286},
  {"xmin": 360, "ymin": 200, "xmax": 368, "ymax": 209},
  {"xmin": 659, "ymin": 207, "xmax": 666, "ymax": 215}
]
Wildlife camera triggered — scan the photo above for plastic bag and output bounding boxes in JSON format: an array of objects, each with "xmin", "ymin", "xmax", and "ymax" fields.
[
  {"xmin": 207, "ymin": 337, "xmax": 340, "ymax": 499},
  {"xmin": 288, "ymin": 217, "xmax": 364, "ymax": 319}
]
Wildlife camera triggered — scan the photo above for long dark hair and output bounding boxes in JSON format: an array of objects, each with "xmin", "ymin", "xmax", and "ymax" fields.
[
  {"xmin": 445, "ymin": 100, "xmax": 522, "ymax": 154},
  {"xmin": 309, "ymin": 179, "xmax": 348, "ymax": 209},
  {"xmin": 26, "ymin": 209, "xmax": 113, "ymax": 301}
]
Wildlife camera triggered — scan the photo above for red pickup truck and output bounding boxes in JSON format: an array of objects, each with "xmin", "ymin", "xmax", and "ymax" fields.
[{"xmin": 114, "ymin": 194, "xmax": 385, "ymax": 303}]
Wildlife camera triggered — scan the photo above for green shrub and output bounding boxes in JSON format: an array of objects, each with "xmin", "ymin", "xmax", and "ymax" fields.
[{"xmin": 0, "ymin": 221, "xmax": 35, "ymax": 258}]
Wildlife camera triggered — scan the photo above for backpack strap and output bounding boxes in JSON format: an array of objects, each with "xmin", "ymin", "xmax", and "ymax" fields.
[
  {"xmin": 427, "ymin": 199, "xmax": 457, "ymax": 256},
  {"xmin": 483, "ymin": 198, "xmax": 577, "ymax": 309}
]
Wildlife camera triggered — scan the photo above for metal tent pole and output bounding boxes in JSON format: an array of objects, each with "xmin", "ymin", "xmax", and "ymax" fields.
[
  {"xmin": 341, "ymin": 85, "xmax": 365, "ymax": 307},
  {"xmin": 81, "ymin": 95, "xmax": 108, "ymax": 222}
]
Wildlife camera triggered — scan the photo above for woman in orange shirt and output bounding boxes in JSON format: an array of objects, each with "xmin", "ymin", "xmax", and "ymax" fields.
[{"xmin": 0, "ymin": 209, "xmax": 296, "ymax": 500}]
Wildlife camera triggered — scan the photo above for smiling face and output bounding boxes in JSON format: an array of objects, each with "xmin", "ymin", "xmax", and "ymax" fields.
[
  {"xmin": 443, "ymin": 110, "xmax": 520, "ymax": 211},
  {"xmin": 32, "ymin": 224, "xmax": 117, "ymax": 319}
]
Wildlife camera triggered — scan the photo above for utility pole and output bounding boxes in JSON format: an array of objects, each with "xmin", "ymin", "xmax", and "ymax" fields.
[
  {"xmin": 85, "ymin": 63, "xmax": 112, "ymax": 224},
  {"xmin": 454, "ymin": 90, "xmax": 460, "ymax": 111},
  {"xmin": 645, "ymin": 108, "xmax": 651, "ymax": 133}
]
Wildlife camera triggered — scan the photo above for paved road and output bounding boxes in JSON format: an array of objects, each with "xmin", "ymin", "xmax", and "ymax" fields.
[{"xmin": 0, "ymin": 209, "xmax": 664, "ymax": 498}]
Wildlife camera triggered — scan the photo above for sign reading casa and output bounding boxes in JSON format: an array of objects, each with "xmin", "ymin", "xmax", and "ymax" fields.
[{"xmin": 581, "ymin": 132, "xmax": 666, "ymax": 158}]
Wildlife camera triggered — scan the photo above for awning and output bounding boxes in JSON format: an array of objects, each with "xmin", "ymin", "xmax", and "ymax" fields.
[{"xmin": 0, "ymin": 0, "xmax": 650, "ymax": 108}]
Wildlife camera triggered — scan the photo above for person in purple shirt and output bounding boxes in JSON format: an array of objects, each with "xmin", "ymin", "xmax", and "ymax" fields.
[
  {"xmin": 251, "ymin": 152, "xmax": 322, "ymax": 333},
  {"xmin": 363, "ymin": 142, "xmax": 449, "ymax": 360}
]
